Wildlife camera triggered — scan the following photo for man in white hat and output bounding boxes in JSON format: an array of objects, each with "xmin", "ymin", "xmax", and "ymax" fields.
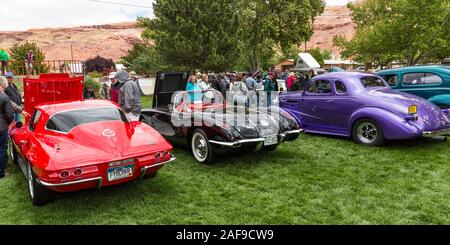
[{"xmin": 108, "ymin": 71, "xmax": 123, "ymax": 103}]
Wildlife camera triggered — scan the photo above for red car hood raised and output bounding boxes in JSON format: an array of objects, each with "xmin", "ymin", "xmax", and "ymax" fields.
[{"xmin": 39, "ymin": 120, "xmax": 172, "ymax": 169}]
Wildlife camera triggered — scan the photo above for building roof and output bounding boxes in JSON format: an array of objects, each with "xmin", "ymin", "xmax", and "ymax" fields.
[{"xmin": 324, "ymin": 59, "xmax": 361, "ymax": 65}]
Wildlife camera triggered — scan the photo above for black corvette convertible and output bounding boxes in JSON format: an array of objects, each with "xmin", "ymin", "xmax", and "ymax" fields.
[{"xmin": 140, "ymin": 72, "xmax": 302, "ymax": 163}]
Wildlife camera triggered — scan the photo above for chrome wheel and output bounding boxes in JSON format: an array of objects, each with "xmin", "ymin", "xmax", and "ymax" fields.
[
  {"xmin": 192, "ymin": 132, "xmax": 208, "ymax": 162},
  {"xmin": 357, "ymin": 122, "xmax": 378, "ymax": 144},
  {"xmin": 27, "ymin": 164, "xmax": 35, "ymax": 199}
]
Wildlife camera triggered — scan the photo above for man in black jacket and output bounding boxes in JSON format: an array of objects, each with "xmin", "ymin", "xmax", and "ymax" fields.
[
  {"xmin": 0, "ymin": 76, "xmax": 14, "ymax": 179},
  {"xmin": 4, "ymin": 72, "xmax": 22, "ymax": 121}
]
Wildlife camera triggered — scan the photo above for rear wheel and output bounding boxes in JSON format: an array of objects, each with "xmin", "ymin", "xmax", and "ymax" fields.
[
  {"xmin": 352, "ymin": 119, "xmax": 385, "ymax": 146},
  {"xmin": 191, "ymin": 129, "xmax": 214, "ymax": 164},
  {"xmin": 27, "ymin": 163, "xmax": 54, "ymax": 206}
]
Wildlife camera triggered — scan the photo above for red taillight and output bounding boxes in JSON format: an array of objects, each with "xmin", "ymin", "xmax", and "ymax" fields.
[
  {"xmin": 73, "ymin": 168, "xmax": 83, "ymax": 176},
  {"xmin": 163, "ymin": 150, "xmax": 169, "ymax": 159},
  {"xmin": 155, "ymin": 152, "xmax": 161, "ymax": 160},
  {"xmin": 59, "ymin": 170, "xmax": 70, "ymax": 178}
]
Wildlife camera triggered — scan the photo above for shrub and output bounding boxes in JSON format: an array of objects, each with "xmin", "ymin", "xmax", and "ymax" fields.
[
  {"xmin": 84, "ymin": 75, "xmax": 101, "ymax": 97},
  {"xmin": 9, "ymin": 41, "xmax": 48, "ymax": 75},
  {"xmin": 87, "ymin": 71, "xmax": 104, "ymax": 78},
  {"xmin": 84, "ymin": 55, "xmax": 115, "ymax": 73}
]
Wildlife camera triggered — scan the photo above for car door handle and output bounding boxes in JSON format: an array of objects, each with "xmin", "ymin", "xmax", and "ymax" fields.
[
  {"xmin": 20, "ymin": 140, "xmax": 26, "ymax": 145},
  {"xmin": 325, "ymin": 99, "xmax": 334, "ymax": 103}
]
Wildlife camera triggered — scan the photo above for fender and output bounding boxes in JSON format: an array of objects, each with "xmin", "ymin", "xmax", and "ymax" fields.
[
  {"xmin": 278, "ymin": 107, "xmax": 304, "ymax": 128},
  {"xmin": 349, "ymin": 107, "xmax": 422, "ymax": 140},
  {"xmin": 428, "ymin": 94, "xmax": 450, "ymax": 108}
]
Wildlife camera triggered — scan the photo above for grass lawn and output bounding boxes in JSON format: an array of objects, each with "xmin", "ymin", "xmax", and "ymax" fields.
[
  {"xmin": 1, "ymin": 85, "xmax": 449, "ymax": 224},
  {"xmin": 0, "ymin": 131, "xmax": 449, "ymax": 224}
]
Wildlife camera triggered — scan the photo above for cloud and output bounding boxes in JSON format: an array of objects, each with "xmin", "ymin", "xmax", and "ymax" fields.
[
  {"xmin": 0, "ymin": 0, "xmax": 154, "ymax": 31},
  {"xmin": 0, "ymin": 0, "xmax": 350, "ymax": 31}
]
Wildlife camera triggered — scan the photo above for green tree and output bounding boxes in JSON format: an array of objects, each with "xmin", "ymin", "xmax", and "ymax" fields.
[
  {"xmin": 334, "ymin": 0, "xmax": 450, "ymax": 66},
  {"xmin": 143, "ymin": 0, "xmax": 241, "ymax": 72},
  {"xmin": 307, "ymin": 47, "xmax": 331, "ymax": 66},
  {"xmin": 9, "ymin": 41, "xmax": 47, "ymax": 75},
  {"xmin": 237, "ymin": 0, "xmax": 325, "ymax": 71}
]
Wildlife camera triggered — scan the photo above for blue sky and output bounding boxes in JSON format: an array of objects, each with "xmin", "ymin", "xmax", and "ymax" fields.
[{"xmin": 0, "ymin": 0, "xmax": 351, "ymax": 31}]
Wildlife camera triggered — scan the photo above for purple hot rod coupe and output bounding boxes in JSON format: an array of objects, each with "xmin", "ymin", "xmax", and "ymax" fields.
[{"xmin": 280, "ymin": 72, "xmax": 450, "ymax": 146}]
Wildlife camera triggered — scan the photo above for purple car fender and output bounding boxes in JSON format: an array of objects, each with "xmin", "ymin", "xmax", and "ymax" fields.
[{"xmin": 349, "ymin": 107, "xmax": 422, "ymax": 140}]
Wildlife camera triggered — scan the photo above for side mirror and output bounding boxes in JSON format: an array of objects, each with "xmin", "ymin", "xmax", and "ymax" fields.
[{"xmin": 15, "ymin": 121, "xmax": 23, "ymax": 129}]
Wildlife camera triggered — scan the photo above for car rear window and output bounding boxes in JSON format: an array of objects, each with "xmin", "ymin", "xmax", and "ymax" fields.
[
  {"xmin": 360, "ymin": 76, "xmax": 388, "ymax": 88},
  {"xmin": 46, "ymin": 107, "xmax": 128, "ymax": 133}
]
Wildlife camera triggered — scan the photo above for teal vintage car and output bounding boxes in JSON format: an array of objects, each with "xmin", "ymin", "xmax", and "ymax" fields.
[{"xmin": 377, "ymin": 65, "xmax": 450, "ymax": 108}]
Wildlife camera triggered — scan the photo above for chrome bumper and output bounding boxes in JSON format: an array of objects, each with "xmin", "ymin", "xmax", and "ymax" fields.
[
  {"xmin": 140, "ymin": 154, "xmax": 176, "ymax": 179},
  {"xmin": 37, "ymin": 155, "xmax": 177, "ymax": 188},
  {"xmin": 280, "ymin": 129, "xmax": 304, "ymax": 138},
  {"xmin": 209, "ymin": 138, "xmax": 265, "ymax": 148},
  {"xmin": 209, "ymin": 129, "xmax": 303, "ymax": 148},
  {"xmin": 37, "ymin": 177, "xmax": 103, "ymax": 189},
  {"xmin": 423, "ymin": 128, "xmax": 450, "ymax": 137}
]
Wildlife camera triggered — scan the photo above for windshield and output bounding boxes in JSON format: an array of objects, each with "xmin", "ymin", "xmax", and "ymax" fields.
[
  {"xmin": 360, "ymin": 76, "xmax": 388, "ymax": 88},
  {"xmin": 173, "ymin": 90, "xmax": 225, "ymax": 112},
  {"xmin": 46, "ymin": 107, "xmax": 128, "ymax": 133}
]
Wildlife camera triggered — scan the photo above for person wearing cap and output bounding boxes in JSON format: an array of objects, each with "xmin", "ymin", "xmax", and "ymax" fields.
[
  {"xmin": 4, "ymin": 72, "xmax": 23, "ymax": 121},
  {"xmin": 117, "ymin": 70, "xmax": 141, "ymax": 121},
  {"xmin": 128, "ymin": 71, "xmax": 145, "ymax": 96},
  {"xmin": 108, "ymin": 71, "xmax": 122, "ymax": 103},
  {"xmin": 0, "ymin": 76, "xmax": 14, "ymax": 179},
  {"xmin": 24, "ymin": 50, "xmax": 35, "ymax": 75},
  {"xmin": 0, "ymin": 48, "xmax": 10, "ymax": 76}
]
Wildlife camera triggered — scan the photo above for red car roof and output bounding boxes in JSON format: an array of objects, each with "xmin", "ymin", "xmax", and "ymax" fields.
[{"xmin": 36, "ymin": 99, "xmax": 120, "ymax": 117}]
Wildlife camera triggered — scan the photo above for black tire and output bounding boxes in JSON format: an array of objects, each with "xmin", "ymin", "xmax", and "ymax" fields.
[
  {"xmin": 263, "ymin": 145, "xmax": 278, "ymax": 151},
  {"xmin": 8, "ymin": 138, "xmax": 17, "ymax": 165},
  {"xmin": 27, "ymin": 163, "xmax": 54, "ymax": 206},
  {"xmin": 191, "ymin": 128, "xmax": 214, "ymax": 164},
  {"xmin": 352, "ymin": 118, "xmax": 385, "ymax": 146},
  {"xmin": 143, "ymin": 171, "xmax": 158, "ymax": 179}
]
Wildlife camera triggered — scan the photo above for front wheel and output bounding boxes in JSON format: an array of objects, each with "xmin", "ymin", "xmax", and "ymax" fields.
[
  {"xmin": 352, "ymin": 119, "xmax": 385, "ymax": 146},
  {"xmin": 191, "ymin": 129, "xmax": 214, "ymax": 164},
  {"xmin": 27, "ymin": 163, "xmax": 54, "ymax": 206}
]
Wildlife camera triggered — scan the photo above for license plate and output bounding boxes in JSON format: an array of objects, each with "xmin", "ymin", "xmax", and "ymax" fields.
[
  {"xmin": 264, "ymin": 135, "xmax": 278, "ymax": 146},
  {"xmin": 107, "ymin": 164, "xmax": 134, "ymax": 181}
]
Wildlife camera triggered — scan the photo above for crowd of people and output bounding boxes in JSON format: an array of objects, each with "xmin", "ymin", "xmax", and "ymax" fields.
[
  {"xmin": 91, "ymin": 70, "xmax": 143, "ymax": 122},
  {"xmin": 184, "ymin": 68, "xmax": 317, "ymax": 107}
]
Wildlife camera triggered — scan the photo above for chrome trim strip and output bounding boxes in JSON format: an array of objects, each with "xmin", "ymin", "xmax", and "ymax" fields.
[
  {"xmin": 140, "ymin": 155, "xmax": 177, "ymax": 179},
  {"xmin": 209, "ymin": 138, "xmax": 265, "ymax": 147},
  {"xmin": 37, "ymin": 177, "xmax": 102, "ymax": 187},
  {"xmin": 423, "ymin": 128, "xmax": 450, "ymax": 137}
]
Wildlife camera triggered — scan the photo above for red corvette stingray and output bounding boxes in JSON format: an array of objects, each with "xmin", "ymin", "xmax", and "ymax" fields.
[{"xmin": 9, "ymin": 74, "xmax": 175, "ymax": 206}]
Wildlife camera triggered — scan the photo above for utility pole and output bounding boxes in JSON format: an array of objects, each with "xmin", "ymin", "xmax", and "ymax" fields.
[{"xmin": 70, "ymin": 45, "xmax": 74, "ymax": 61}]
